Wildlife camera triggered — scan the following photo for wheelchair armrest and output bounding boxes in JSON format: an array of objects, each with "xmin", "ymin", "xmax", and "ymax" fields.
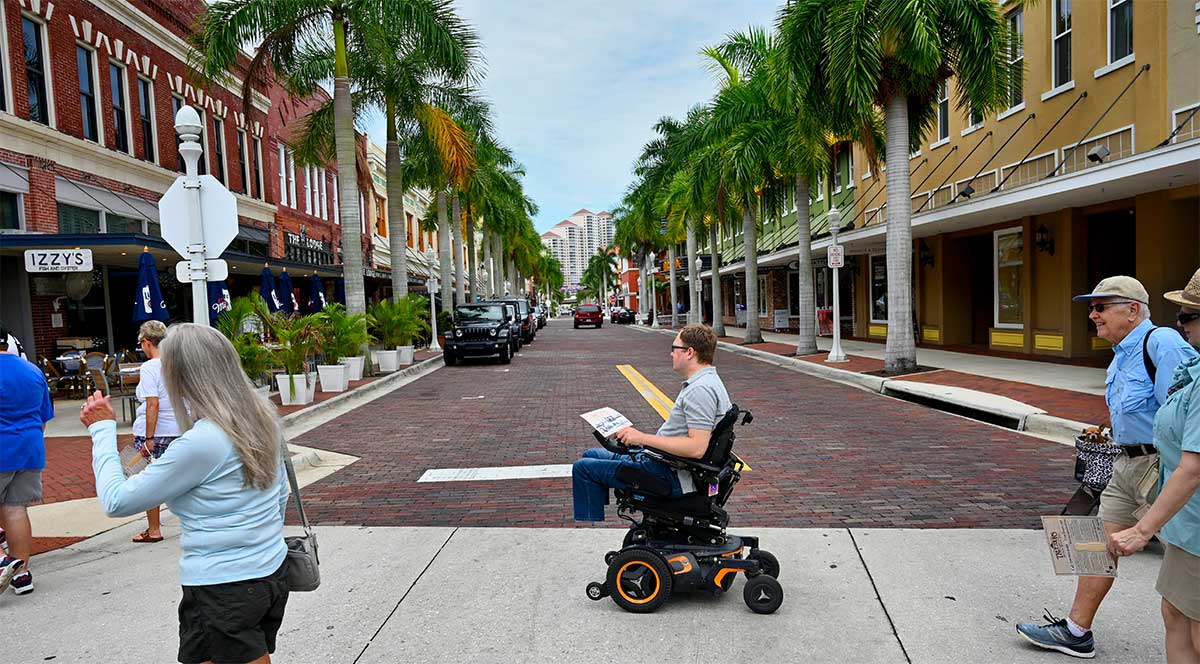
[
  {"xmin": 637, "ymin": 448, "xmax": 724, "ymax": 477},
  {"xmin": 592, "ymin": 430, "xmax": 632, "ymax": 456}
]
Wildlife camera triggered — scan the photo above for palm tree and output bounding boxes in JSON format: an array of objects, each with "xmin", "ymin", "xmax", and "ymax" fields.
[
  {"xmin": 195, "ymin": 0, "xmax": 475, "ymax": 315},
  {"xmin": 778, "ymin": 0, "xmax": 1012, "ymax": 372}
]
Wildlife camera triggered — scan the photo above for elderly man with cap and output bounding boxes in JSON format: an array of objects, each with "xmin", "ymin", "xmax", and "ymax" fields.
[{"xmin": 1017, "ymin": 275, "xmax": 1198, "ymax": 659}]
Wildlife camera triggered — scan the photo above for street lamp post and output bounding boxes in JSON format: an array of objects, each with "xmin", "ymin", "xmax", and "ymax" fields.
[
  {"xmin": 826, "ymin": 206, "xmax": 848, "ymax": 364},
  {"xmin": 425, "ymin": 247, "xmax": 441, "ymax": 352}
]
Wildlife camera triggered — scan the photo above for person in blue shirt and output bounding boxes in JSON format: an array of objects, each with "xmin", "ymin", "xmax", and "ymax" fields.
[
  {"xmin": 81, "ymin": 323, "xmax": 291, "ymax": 664},
  {"xmin": 1018, "ymin": 276, "xmax": 1199, "ymax": 659},
  {"xmin": 0, "ymin": 327, "xmax": 54, "ymax": 597},
  {"xmin": 1110, "ymin": 269, "xmax": 1200, "ymax": 662}
]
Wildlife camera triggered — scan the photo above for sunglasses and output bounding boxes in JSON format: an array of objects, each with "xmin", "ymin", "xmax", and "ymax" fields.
[
  {"xmin": 669, "ymin": 344, "xmax": 691, "ymax": 353},
  {"xmin": 1086, "ymin": 301, "xmax": 1135, "ymax": 314},
  {"xmin": 1179, "ymin": 311, "xmax": 1200, "ymax": 325}
]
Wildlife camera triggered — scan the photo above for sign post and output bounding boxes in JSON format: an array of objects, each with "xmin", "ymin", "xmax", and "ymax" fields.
[
  {"xmin": 425, "ymin": 248, "xmax": 441, "ymax": 352},
  {"xmin": 826, "ymin": 206, "xmax": 848, "ymax": 363},
  {"xmin": 160, "ymin": 106, "xmax": 237, "ymax": 325}
]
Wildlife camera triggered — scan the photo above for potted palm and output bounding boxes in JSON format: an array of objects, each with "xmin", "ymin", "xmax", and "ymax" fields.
[
  {"xmin": 319, "ymin": 304, "xmax": 371, "ymax": 384},
  {"xmin": 271, "ymin": 314, "xmax": 319, "ymax": 405},
  {"xmin": 369, "ymin": 300, "xmax": 403, "ymax": 372},
  {"xmin": 394, "ymin": 294, "xmax": 431, "ymax": 365},
  {"xmin": 217, "ymin": 294, "xmax": 273, "ymax": 389}
]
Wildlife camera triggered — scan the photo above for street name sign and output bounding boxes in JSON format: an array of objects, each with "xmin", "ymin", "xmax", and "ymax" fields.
[{"xmin": 25, "ymin": 248, "xmax": 92, "ymax": 273}]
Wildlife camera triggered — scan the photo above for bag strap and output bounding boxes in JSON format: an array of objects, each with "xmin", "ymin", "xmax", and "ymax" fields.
[
  {"xmin": 1142, "ymin": 326, "xmax": 1159, "ymax": 385},
  {"xmin": 282, "ymin": 441, "xmax": 314, "ymax": 536}
]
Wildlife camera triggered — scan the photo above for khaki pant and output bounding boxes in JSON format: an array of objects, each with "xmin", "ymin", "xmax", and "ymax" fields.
[{"xmin": 1097, "ymin": 453, "xmax": 1159, "ymax": 526}]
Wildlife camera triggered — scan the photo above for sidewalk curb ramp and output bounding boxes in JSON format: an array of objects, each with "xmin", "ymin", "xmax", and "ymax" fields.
[
  {"xmin": 283, "ymin": 354, "xmax": 443, "ymax": 470},
  {"xmin": 629, "ymin": 325, "xmax": 1088, "ymax": 444}
]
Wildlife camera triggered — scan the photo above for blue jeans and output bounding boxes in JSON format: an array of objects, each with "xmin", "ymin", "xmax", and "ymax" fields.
[{"xmin": 571, "ymin": 448, "xmax": 681, "ymax": 521}]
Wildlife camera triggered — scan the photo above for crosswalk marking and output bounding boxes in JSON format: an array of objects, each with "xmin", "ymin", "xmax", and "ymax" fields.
[{"xmin": 417, "ymin": 464, "xmax": 574, "ymax": 482}]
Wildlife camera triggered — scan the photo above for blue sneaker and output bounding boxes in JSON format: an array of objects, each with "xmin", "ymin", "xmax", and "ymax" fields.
[
  {"xmin": 0, "ymin": 556, "xmax": 23, "ymax": 595},
  {"xmin": 10, "ymin": 571, "xmax": 32, "ymax": 595},
  {"xmin": 1017, "ymin": 611, "xmax": 1096, "ymax": 658}
]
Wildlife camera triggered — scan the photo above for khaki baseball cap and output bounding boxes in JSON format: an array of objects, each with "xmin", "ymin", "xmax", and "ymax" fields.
[
  {"xmin": 1073, "ymin": 275, "xmax": 1149, "ymax": 304},
  {"xmin": 1164, "ymin": 268, "xmax": 1200, "ymax": 309}
]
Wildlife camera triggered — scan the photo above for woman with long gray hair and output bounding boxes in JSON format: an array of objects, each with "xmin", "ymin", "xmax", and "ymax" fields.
[{"xmin": 81, "ymin": 323, "xmax": 290, "ymax": 664}]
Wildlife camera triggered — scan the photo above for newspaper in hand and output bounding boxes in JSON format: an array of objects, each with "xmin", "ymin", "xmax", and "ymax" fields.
[
  {"xmin": 580, "ymin": 407, "xmax": 633, "ymax": 440},
  {"xmin": 119, "ymin": 444, "xmax": 150, "ymax": 478},
  {"xmin": 1041, "ymin": 516, "xmax": 1117, "ymax": 577}
]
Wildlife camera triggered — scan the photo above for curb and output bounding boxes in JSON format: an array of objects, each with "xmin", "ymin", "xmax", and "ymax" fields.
[
  {"xmin": 628, "ymin": 324, "xmax": 1091, "ymax": 443},
  {"xmin": 282, "ymin": 354, "xmax": 443, "ymax": 465}
]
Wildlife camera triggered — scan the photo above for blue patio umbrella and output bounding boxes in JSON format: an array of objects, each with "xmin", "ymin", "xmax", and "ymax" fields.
[
  {"xmin": 278, "ymin": 269, "xmax": 298, "ymax": 315},
  {"xmin": 208, "ymin": 281, "xmax": 232, "ymax": 326},
  {"xmin": 335, "ymin": 278, "xmax": 346, "ymax": 305},
  {"xmin": 133, "ymin": 249, "xmax": 169, "ymax": 322},
  {"xmin": 260, "ymin": 265, "xmax": 283, "ymax": 313},
  {"xmin": 307, "ymin": 273, "xmax": 329, "ymax": 312}
]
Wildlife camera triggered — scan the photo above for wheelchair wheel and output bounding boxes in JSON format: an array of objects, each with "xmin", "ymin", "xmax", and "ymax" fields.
[
  {"xmin": 604, "ymin": 551, "xmax": 618, "ymax": 565},
  {"xmin": 749, "ymin": 550, "xmax": 780, "ymax": 579},
  {"xmin": 743, "ymin": 574, "xmax": 783, "ymax": 615},
  {"xmin": 586, "ymin": 582, "xmax": 608, "ymax": 601},
  {"xmin": 606, "ymin": 549, "xmax": 672, "ymax": 613}
]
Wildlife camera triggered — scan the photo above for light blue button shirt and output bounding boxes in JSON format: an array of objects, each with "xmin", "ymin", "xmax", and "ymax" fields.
[
  {"xmin": 1105, "ymin": 320, "xmax": 1198, "ymax": 445},
  {"xmin": 1155, "ymin": 357, "xmax": 1200, "ymax": 557},
  {"xmin": 90, "ymin": 418, "xmax": 289, "ymax": 586}
]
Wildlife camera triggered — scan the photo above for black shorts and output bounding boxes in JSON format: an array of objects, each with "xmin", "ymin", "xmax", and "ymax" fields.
[{"xmin": 178, "ymin": 561, "xmax": 289, "ymax": 664}]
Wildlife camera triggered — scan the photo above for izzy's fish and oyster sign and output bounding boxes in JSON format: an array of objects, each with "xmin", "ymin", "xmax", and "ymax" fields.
[{"xmin": 25, "ymin": 249, "xmax": 93, "ymax": 273}]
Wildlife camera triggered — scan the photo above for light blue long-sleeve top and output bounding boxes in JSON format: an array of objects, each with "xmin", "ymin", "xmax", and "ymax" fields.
[
  {"xmin": 1106, "ymin": 319, "xmax": 1198, "ymax": 446},
  {"xmin": 90, "ymin": 418, "xmax": 289, "ymax": 586}
]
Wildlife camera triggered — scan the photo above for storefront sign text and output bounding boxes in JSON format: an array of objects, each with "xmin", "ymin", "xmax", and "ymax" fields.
[{"xmin": 25, "ymin": 249, "xmax": 93, "ymax": 273}]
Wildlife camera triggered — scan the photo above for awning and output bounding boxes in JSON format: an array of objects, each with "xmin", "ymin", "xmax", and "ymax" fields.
[
  {"xmin": 237, "ymin": 225, "xmax": 271, "ymax": 244},
  {"xmin": 55, "ymin": 177, "xmax": 160, "ymax": 223},
  {"xmin": 0, "ymin": 163, "xmax": 30, "ymax": 194}
]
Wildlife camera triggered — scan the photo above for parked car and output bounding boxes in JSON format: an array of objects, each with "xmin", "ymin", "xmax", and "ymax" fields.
[
  {"xmin": 610, "ymin": 307, "xmax": 635, "ymax": 324},
  {"xmin": 443, "ymin": 303, "xmax": 516, "ymax": 365},
  {"xmin": 574, "ymin": 304, "xmax": 603, "ymax": 328},
  {"xmin": 559, "ymin": 304, "xmax": 574, "ymax": 317},
  {"xmin": 494, "ymin": 297, "xmax": 536, "ymax": 342},
  {"xmin": 533, "ymin": 305, "xmax": 547, "ymax": 329},
  {"xmin": 500, "ymin": 303, "xmax": 522, "ymax": 353}
]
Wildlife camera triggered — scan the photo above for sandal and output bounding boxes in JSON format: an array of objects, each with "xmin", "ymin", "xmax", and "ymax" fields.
[{"xmin": 132, "ymin": 530, "xmax": 163, "ymax": 543}]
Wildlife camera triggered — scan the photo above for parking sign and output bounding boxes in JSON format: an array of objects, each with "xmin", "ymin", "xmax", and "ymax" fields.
[{"xmin": 828, "ymin": 245, "xmax": 845, "ymax": 269}]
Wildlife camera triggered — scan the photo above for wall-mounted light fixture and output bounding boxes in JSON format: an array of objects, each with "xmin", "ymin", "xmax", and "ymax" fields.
[
  {"xmin": 1035, "ymin": 224, "xmax": 1055, "ymax": 255},
  {"xmin": 958, "ymin": 184, "xmax": 975, "ymax": 200},
  {"xmin": 1087, "ymin": 144, "xmax": 1111, "ymax": 163},
  {"xmin": 919, "ymin": 240, "xmax": 935, "ymax": 267}
]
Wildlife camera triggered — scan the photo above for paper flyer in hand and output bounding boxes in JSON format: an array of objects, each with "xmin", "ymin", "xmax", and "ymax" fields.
[
  {"xmin": 581, "ymin": 407, "xmax": 632, "ymax": 439},
  {"xmin": 1041, "ymin": 516, "xmax": 1117, "ymax": 577},
  {"xmin": 119, "ymin": 445, "xmax": 150, "ymax": 478}
]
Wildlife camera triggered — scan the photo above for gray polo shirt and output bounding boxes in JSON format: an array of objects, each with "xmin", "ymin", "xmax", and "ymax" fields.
[{"xmin": 656, "ymin": 366, "xmax": 732, "ymax": 494}]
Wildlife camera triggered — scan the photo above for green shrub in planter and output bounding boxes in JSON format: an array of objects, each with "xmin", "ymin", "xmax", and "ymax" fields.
[
  {"xmin": 316, "ymin": 304, "xmax": 370, "ymax": 364},
  {"xmin": 217, "ymin": 294, "xmax": 273, "ymax": 384},
  {"xmin": 369, "ymin": 296, "xmax": 429, "ymax": 348}
]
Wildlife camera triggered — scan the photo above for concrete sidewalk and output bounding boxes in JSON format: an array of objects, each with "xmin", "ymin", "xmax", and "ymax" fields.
[{"xmin": 4, "ymin": 524, "xmax": 1165, "ymax": 663}]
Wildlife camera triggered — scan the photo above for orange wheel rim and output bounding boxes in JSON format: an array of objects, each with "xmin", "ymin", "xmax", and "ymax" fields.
[{"xmin": 615, "ymin": 561, "xmax": 661, "ymax": 605}]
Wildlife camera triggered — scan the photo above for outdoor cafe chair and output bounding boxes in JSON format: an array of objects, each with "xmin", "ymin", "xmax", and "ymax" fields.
[{"xmin": 89, "ymin": 368, "xmax": 137, "ymax": 422}]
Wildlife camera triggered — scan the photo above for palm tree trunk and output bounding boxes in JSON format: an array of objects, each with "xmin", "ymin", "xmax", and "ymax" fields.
[
  {"xmin": 332, "ymin": 15, "xmax": 365, "ymax": 315},
  {"xmin": 438, "ymin": 191, "xmax": 452, "ymax": 304},
  {"xmin": 507, "ymin": 255, "xmax": 516, "ymax": 295},
  {"xmin": 464, "ymin": 197, "xmax": 477, "ymax": 303},
  {"xmin": 451, "ymin": 193, "xmax": 465, "ymax": 306},
  {"xmin": 743, "ymin": 204, "xmax": 763, "ymax": 344},
  {"xmin": 794, "ymin": 175, "xmax": 817, "ymax": 354},
  {"xmin": 686, "ymin": 223, "xmax": 699, "ymax": 325},
  {"xmin": 492, "ymin": 233, "xmax": 503, "ymax": 296},
  {"xmin": 668, "ymin": 244, "xmax": 677, "ymax": 328},
  {"xmin": 385, "ymin": 96, "xmax": 407, "ymax": 299},
  {"xmin": 438, "ymin": 193, "xmax": 451, "ymax": 310},
  {"xmin": 646, "ymin": 251, "xmax": 657, "ymax": 326},
  {"xmin": 481, "ymin": 227, "xmax": 492, "ymax": 298},
  {"xmin": 884, "ymin": 96, "xmax": 916, "ymax": 372},
  {"xmin": 709, "ymin": 222, "xmax": 724, "ymax": 336}
]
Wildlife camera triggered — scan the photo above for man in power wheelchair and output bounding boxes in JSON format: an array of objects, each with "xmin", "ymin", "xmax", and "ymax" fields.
[{"xmin": 571, "ymin": 325, "xmax": 783, "ymax": 614}]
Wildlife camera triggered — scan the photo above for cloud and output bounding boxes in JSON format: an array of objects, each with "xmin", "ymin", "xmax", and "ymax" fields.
[{"xmin": 362, "ymin": 0, "xmax": 779, "ymax": 233}]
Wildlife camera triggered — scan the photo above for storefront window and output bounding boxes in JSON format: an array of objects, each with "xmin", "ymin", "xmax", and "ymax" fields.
[
  {"xmin": 58, "ymin": 204, "xmax": 100, "ymax": 234},
  {"xmin": 870, "ymin": 254, "xmax": 887, "ymax": 322},
  {"xmin": 106, "ymin": 214, "xmax": 141, "ymax": 234},
  {"xmin": 995, "ymin": 228, "xmax": 1024, "ymax": 328},
  {"xmin": 757, "ymin": 276, "xmax": 768, "ymax": 316},
  {"xmin": 1, "ymin": 191, "xmax": 19, "ymax": 229}
]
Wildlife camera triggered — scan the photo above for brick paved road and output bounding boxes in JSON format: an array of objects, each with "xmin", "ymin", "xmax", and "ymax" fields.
[{"xmin": 293, "ymin": 320, "xmax": 1078, "ymax": 529}]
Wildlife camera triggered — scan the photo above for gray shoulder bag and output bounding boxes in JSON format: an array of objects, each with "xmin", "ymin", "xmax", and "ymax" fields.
[{"xmin": 283, "ymin": 452, "xmax": 321, "ymax": 592}]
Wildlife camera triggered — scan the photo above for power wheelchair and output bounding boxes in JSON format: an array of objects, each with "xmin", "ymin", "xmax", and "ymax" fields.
[{"xmin": 583, "ymin": 405, "xmax": 783, "ymax": 614}]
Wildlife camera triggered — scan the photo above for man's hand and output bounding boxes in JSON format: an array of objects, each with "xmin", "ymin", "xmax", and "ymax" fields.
[
  {"xmin": 80, "ymin": 391, "xmax": 115, "ymax": 426},
  {"xmin": 1109, "ymin": 525, "xmax": 1152, "ymax": 557},
  {"xmin": 614, "ymin": 426, "xmax": 644, "ymax": 447}
]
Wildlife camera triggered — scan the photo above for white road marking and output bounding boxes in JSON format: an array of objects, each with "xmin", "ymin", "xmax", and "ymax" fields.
[{"xmin": 417, "ymin": 464, "xmax": 574, "ymax": 482}]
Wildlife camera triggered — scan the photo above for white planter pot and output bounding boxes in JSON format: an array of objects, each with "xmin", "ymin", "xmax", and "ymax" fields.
[
  {"xmin": 397, "ymin": 345, "xmax": 415, "ymax": 365},
  {"xmin": 317, "ymin": 364, "xmax": 348, "ymax": 393},
  {"xmin": 255, "ymin": 384, "xmax": 273, "ymax": 399},
  {"xmin": 373, "ymin": 349, "xmax": 400, "ymax": 373},
  {"xmin": 276, "ymin": 373, "xmax": 314, "ymax": 405},
  {"xmin": 340, "ymin": 356, "xmax": 365, "ymax": 381}
]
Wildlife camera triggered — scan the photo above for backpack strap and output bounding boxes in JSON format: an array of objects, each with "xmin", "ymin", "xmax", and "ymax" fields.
[{"xmin": 1142, "ymin": 326, "xmax": 1159, "ymax": 384}]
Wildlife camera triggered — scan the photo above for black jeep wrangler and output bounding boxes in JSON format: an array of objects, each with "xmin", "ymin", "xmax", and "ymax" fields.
[{"xmin": 444, "ymin": 303, "xmax": 517, "ymax": 365}]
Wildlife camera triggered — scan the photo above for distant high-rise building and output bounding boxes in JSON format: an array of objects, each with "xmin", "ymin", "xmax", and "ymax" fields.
[{"xmin": 540, "ymin": 209, "xmax": 614, "ymax": 288}]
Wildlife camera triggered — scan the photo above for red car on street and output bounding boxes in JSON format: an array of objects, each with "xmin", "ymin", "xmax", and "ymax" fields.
[{"xmin": 574, "ymin": 304, "xmax": 603, "ymax": 328}]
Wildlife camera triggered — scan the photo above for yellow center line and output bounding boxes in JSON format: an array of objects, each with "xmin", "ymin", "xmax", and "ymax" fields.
[{"xmin": 614, "ymin": 364, "xmax": 752, "ymax": 471}]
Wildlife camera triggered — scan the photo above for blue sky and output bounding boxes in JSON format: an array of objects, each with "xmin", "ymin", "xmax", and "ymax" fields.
[{"xmin": 362, "ymin": 0, "xmax": 781, "ymax": 234}]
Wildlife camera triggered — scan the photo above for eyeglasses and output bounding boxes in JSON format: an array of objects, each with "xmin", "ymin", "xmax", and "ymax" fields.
[
  {"xmin": 669, "ymin": 344, "xmax": 691, "ymax": 353},
  {"xmin": 1179, "ymin": 311, "xmax": 1200, "ymax": 325},
  {"xmin": 1087, "ymin": 301, "xmax": 1135, "ymax": 314}
]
